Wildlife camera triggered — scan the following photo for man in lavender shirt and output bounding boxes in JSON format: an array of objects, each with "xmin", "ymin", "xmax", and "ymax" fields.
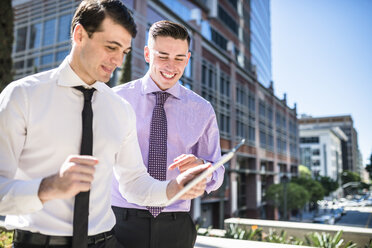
[{"xmin": 111, "ymin": 21, "xmax": 224, "ymax": 248}]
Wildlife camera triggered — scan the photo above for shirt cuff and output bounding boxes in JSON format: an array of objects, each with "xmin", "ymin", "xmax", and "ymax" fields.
[
  {"xmin": 150, "ymin": 180, "xmax": 170, "ymax": 206},
  {"xmin": 13, "ymin": 178, "xmax": 44, "ymax": 213}
]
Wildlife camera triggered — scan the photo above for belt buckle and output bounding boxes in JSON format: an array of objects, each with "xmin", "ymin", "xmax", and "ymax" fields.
[{"xmin": 92, "ymin": 232, "xmax": 112, "ymax": 244}]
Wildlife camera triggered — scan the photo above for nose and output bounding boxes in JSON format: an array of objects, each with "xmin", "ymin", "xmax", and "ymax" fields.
[
  {"xmin": 165, "ymin": 59, "xmax": 176, "ymax": 70},
  {"xmin": 111, "ymin": 52, "xmax": 125, "ymax": 68}
]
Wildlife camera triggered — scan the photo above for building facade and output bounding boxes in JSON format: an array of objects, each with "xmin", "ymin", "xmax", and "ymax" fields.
[
  {"xmin": 299, "ymin": 115, "xmax": 360, "ymax": 174},
  {"xmin": 11, "ymin": 0, "xmax": 299, "ymax": 227},
  {"xmin": 299, "ymin": 126, "xmax": 347, "ymax": 183}
]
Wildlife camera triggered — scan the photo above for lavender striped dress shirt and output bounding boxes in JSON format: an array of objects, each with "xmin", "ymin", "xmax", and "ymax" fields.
[{"xmin": 111, "ymin": 73, "xmax": 224, "ymax": 212}]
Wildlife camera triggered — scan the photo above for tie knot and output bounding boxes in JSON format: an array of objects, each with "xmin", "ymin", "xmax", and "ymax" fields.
[
  {"xmin": 153, "ymin": 92, "xmax": 170, "ymax": 106},
  {"xmin": 74, "ymin": 86, "xmax": 96, "ymax": 101}
]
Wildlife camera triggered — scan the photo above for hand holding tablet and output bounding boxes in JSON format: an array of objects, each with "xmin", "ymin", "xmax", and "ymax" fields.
[{"xmin": 164, "ymin": 139, "xmax": 245, "ymax": 207}]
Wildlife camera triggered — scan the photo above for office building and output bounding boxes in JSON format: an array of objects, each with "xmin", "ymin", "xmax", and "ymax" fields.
[
  {"xmin": 299, "ymin": 126, "xmax": 347, "ymax": 183},
  {"xmin": 299, "ymin": 115, "xmax": 359, "ymax": 174}
]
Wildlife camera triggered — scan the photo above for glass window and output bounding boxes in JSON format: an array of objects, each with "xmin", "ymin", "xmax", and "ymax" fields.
[
  {"xmin": 16, "ymin": 27, "xmax": 28, "ymax": 52},
  {"xmin": 201, "ymin": 64, "xmax": 207, "ymax": 85},
  {"xmin": 218, "ymin": 5, "xmax": 238, "ymax": 34},
  {"xmin": 27, "ymin": 57, "xmax": 39, "ymax": 68},
  {"xmin": 58, "ymin": 14, "xmax": 72, "ymax": 42},
  {"xmin": 29, "ymin": 23, "xmax": 42, "ymax": 49},
  {"xmin": 260, "ymin": 130, "xmax": 266, "ymax": 147},
  {"xmin": 184, "ymin": 56, "xmax": 192, "ymax": 78},
  {"xmin": 56, "ymin": 50, "xmax": 69, "ymax": 62},
  {"xmin": 41, "ymin": 54, "xmax": 53, "ymax": 65},
  {"xmin": 249, "ymin": 126, "xmax": 255, "ymax": 142},
  {"xmin": 43, "ymin": 19, "xmax": 56, "ymax": 46},
  {"xmin": 14, "ymin": 60, "xmax": 25, "ymax": 69}
]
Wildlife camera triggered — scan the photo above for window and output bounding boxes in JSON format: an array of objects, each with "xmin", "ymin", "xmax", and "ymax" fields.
[
  {"xmin": 312, "ymin": 149, "xmax": 320, "ymax": 156},
  {"xmin": 29, "ymin": 23, "xmax": 42, "ymax": 49},
  {"xmin": 312, "ymin": 160, "xmax": 320, "ymax": 166},
  {"xmin": 248, "ymin": 126, "xmax": 255, "ymax": 142},
  {"xmin": 201, "ymin": 64, "xmax": 207, "ymax": 85},
  {"xmin": 248, "ymin": 95, "xmax": 255, "ymax": 112},
  {"xmin": 43, "ymin": 19, "xmax": 56, "ymax": 46},
  {"xmin": 218, "ymin": 5, "xmax": 238, "ymax": 34},
  {"xmin": 56, "ymin": 50, "xmax": 69, "ymax": 62},
  {"xmin": 58, "ymin": 14, "xmax": 72, "ymax": 42},
  {"xmin": 300, "ymin": 137, "xmax": 319, "ymax": 144},
  {"xmin": 219, "ymin": 113, "xmax": 230, "ymax": 133},
  {"xmin": 227, "ymin": 0, "xmax": 238, "ymax": 10},
  {"xmin": 16, "ymin": 27, "xmax": 28, "ymax": 52},
  {"xmin": 220, "ymin": 76, "xmax": 230, "ymax": 97},
  {"xmin": 259, "ymin": 101, "xmax": 265, "ymax": 118},
  {"xmin": 259, "ymin": 130, "xmax": 266, "ymax": 148},
  {"xmin": 41, "ymin": 54, "xmax": 53, "ymax": 65},
  {"xmin": 211, "ymin": 28, "xmax": 227, "ymax": 51}
]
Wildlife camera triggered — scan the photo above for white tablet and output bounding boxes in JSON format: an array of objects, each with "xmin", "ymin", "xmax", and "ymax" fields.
[{"xmin": 163, "ymin": 139, "xmax": 245, "ymax": 207}]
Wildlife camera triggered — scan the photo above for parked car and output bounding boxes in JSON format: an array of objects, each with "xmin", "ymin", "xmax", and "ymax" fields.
[{"xmin": 313, "ymin": 214, "xmax": 335, "ymax": 225}]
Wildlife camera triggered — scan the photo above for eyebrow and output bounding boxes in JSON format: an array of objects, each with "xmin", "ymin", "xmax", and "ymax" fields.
[
  {"xmin": 106, "ymin": 40, "xmax": 132, "ymax": 53},
  {"xmin": 157, "ymin": 51, "xmax": 187, "ymax": 57},
  {"xmin": 106, "ymin": 40, "xmax": 123, "ymax": 47}
]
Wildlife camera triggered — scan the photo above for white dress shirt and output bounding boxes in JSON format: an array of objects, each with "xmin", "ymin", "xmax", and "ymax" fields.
[{"xmin": 0, "ymin": 57, "xmax": 169, "ymax": 236}]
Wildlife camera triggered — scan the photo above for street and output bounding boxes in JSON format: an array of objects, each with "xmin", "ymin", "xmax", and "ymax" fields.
[{"xmin": 336, "ymin": 207, "xmax": 372, "ymax": 228}]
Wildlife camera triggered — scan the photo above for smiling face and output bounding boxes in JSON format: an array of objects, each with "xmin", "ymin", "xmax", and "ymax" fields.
[
  {"xmin": 145, "ymin": 36, "xmax": 191, "ymax": 91},
  {"xmin": 70, "ymin": 17, "xmax": 132, "ymax": 85}
]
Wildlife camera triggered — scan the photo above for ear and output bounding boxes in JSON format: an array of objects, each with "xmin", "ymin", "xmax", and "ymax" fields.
[
  {"xmin": 72, "ymin": 24, "xmax": 85, "ymax": 45},
  {"xmin": 144, "ymin": 46, "xmax": 150, "ymax": 63},
  {"xmin": 185, "ymin": 51, "xmax": 191, "ymax": 66}
]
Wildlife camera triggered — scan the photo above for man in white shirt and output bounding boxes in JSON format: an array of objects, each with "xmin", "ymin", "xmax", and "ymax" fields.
[{"xmin": 0, "ymin": 1, "xmax": 209, "ymax": 247}]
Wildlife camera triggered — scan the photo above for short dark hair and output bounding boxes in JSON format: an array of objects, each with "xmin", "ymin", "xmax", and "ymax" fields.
[
  {"xmin": 71, "ymin": 0, "xmax": 137, "ymax": 38},
  {"xmin": 149, "ymin": 20, "xmax": 190, "ymax": 47}
]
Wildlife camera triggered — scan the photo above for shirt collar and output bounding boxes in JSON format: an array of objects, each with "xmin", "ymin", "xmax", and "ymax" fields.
[
  {"xmin": 141, "ymin": 72, "xmax": 182, "ymax": 100},
  {"xmin": 57, "ymin": 56, "xmax": 106, "ymax": 92}
]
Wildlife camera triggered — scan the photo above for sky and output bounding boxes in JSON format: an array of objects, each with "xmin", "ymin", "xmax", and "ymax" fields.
[{"xmin": 270, "ymin": 0, "xmax": 372, "ymax": 165}]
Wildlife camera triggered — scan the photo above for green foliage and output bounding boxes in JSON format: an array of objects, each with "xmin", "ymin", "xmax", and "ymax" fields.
[
  {"xmin": 0, "ymin": 228, "xmax": 13, "ymax": 247},
  {"xmin": 305, "ymin": 230, "xmax": 357, "ymax": 248},
  {"xmin": 263, "ymin": 229, "xmax": 303, "ymax": 245},
  {"xmin": 341, "ymin": 170, "xmax": 361, "ymax": 185},
  {"xmin": 0, "ymin": 0, "xmax": 14, "ymax": 92},
  {"xmin": 292, "ymin": 176, "xmax": 325, "ymax": 204},
  {"xmin": 118, "ymin": 51, "xmax": 132, "ymax": 85},
  {"xmin": 318, "ymin": 176, "xmax": 339, "ymax": 196},
  {"xmin": 224, "ymin": 223, "xmax": 262, "ymax": 241},
  {"xmin": 364, "ymin": 239, "xmax": 372, "ymax": 248},
  {"xmin": 298, "ymin": 164, "xmax": 312, "ymax": 178},
  {"xmin": 366, "ymin": 154, "xmax": 372, "ymax": 181},
  {"xmin": 265, "ymin": 182, "xmax": 310, "ymax": 214}
]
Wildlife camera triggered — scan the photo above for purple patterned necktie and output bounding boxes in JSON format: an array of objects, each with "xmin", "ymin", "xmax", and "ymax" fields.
[{"xmin": 147, "ymin": 91, "xmax": 170, "ymax": 217}]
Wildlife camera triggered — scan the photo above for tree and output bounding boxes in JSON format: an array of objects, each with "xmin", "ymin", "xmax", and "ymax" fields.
[
  {"xmin": 318, "ymin": 176, "xmax": 339, "ymax": 196},
  {"xmin": 117, "ymin": 51, "xmax": 132, "ymax": 85},
  {"xmin": 0, "ymin": 0, "xmax": 14, "ymax": 92},
  {"xmin": 365, "ymin": 153, "xmax": 372, "ymax": 181},
  {"xmin": 298, "ymin": 165, "xmax": 311, "ymax": 178},
  {"xmin": 291, "ymin": 176, "xmax": 324, "ymax": 204},
  {"xmin": 341, "ymin": 170, "xmax": 361, "ymax": 185},
  {"xmin": 266, "ymin": 182, "xmax": 310, "ymax": 216}
]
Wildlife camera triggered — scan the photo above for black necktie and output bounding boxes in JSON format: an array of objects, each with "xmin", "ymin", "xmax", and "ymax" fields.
[{"xmin": 72, "ymin": 86, "xmax": 95, "ymax": 248}]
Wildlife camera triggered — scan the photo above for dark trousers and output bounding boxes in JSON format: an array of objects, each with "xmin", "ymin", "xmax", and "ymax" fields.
[
  {"xmin": 12, "ymin": 230, "xmax": 123, "ymax": 248},
  {"xmin": 112, "ymin": 206, "xmax": 197, "ymax": 248}
]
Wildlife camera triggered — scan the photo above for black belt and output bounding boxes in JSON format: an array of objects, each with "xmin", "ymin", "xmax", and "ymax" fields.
[
  {"xmin": 13, "ymin": 229, "xmax": 114, "ymax": 246},
  {"xmin": 113, "ymin": 207, "xmax": 189, "ymax": 220}
]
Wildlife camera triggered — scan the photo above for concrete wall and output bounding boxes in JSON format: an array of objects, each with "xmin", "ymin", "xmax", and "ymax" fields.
[{"xmin": 224, "ymin": 218, "xmax": 372, "ymax": 247}]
